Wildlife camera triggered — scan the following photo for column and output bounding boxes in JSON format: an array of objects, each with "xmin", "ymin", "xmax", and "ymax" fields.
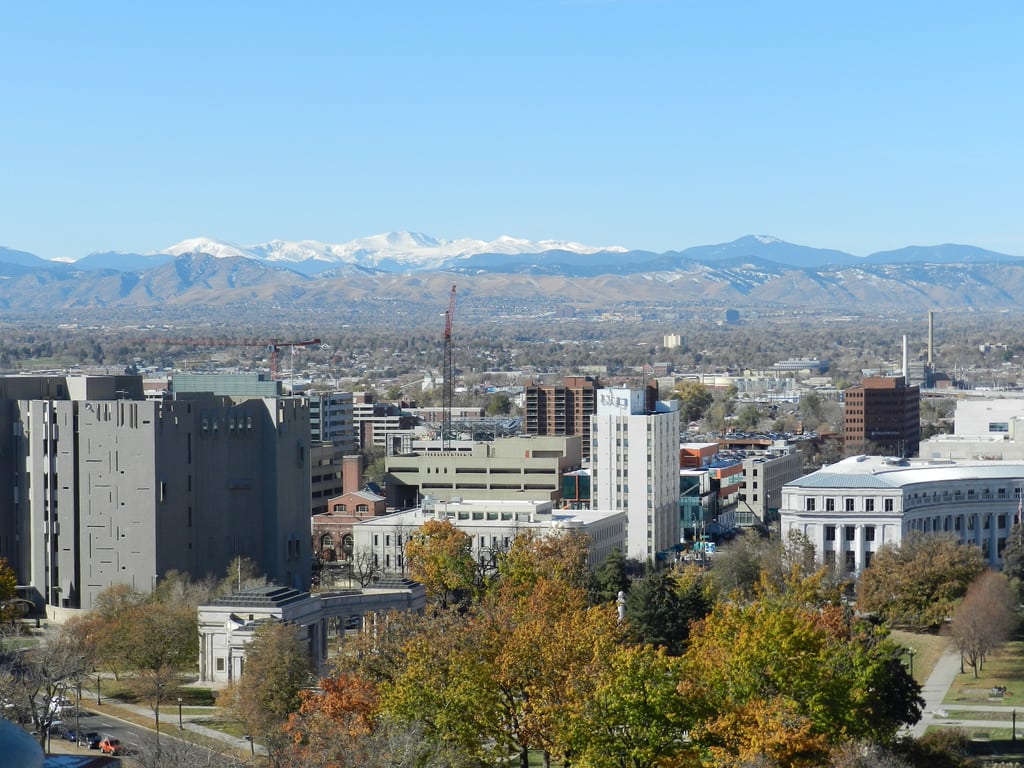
[
  {"xmin": 854, "ymin": 524, "xmax": 865, "ymax": 573},
  {"xmin": 989, "ymin": 513, "xmax": 999, "ymax": 563}
]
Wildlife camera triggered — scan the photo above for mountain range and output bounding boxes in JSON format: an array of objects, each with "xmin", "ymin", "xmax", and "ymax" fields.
[{"xmin": 1, "ymin": 233, "xmax": 1022, "ymax": 317}]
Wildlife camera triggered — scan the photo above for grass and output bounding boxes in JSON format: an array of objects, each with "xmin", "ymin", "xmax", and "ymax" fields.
[
  {"xmin": 945, "ymin": 639, "xmax": 1024, "ymax": 706},
  {"xmin": 889, "ymin": 629, "xmax": 951, "ymax": 684}
]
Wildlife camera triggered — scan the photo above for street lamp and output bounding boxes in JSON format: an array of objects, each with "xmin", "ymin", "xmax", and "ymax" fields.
[
  {"xmin": 96, "ymin": 673, "xmax": 101, "ymax": 706},
  {"xmin": 244, "ymin": 735, "xmax": 255, "ymax": 755},
  {"xmin": 907, "ymin": 647, "xmax": 917, "ymax": 678},
  {"xmin": 177, "ymin": 697, "xmax": 183, "ymax": 730}
]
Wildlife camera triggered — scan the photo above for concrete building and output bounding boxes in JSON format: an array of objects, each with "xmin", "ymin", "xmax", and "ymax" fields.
[
  {"xmin": 352, "ymin": 498, "xmax": 625, "ymax": 576},
  {"xmin": 352, "ymin": 392, "xmax": 418, "ymax": 449},
  {"xmin": 844, "ymin": 376, "xmax": 920, "ymax": 458},
  {"xmin": 920, "ymin": 397, "xmax": 1024, "ymax": 461},
  {"xmin": 384, "ymin": 435, "xmax": 582, "ymax": 509},
  {"xmin": 523, "ymin": 376, "xmax": 598, "ymax": 459},
  {"xmin": 737, "ymin": 450, "xmax": 805, "ymax": 526},
  {"xmin": 310, "ymin": 443, "xmax": 346, "ymax": 517},
  {"xmin": 591, "ymin": 387, "xmax": 681, "ymax": 563},
  {"xmin": 172, "ymin": 372, "xmax": 281, "ymax": 398},
  {"xmin": 305, "ymin": 390, "xmax": 357, "ymax": 453},
  {"xmin": 0, "ymin": 375, "xmax": 312, "ymax": 615},
  {"xmin": 779, "ymin": 454, "xmax": 1024, "ymax": 573}
]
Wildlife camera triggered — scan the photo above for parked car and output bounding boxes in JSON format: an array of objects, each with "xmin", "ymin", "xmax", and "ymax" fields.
[
  {"xmin": 62, "ymin": 729, "xmax": 78, "ymax": 742},
  {"xmin": 99, "ymin": 737, "xmax": 125, "ymax": 755},
  {"xmin": 79, "ymin": 732, "xmax": 102, "ymax": 749}
]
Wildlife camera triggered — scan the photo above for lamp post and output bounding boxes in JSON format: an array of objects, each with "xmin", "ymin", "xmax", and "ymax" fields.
[
  {"xmin": 908, "ymin": 647, "xmax": 917, "ymax": 678},
  {"xmin": 75, "ymin": 676, "xmax": 82, "ymax": 749},
  {"xmin": 177, "ymin": 697, "xmax": 183, "ymax": 730},
  {"xmin": 244, "ymin": 735, "xmax": 255, "ymax": 755},
  {"xmin": 96, "ymin": 673, "xmax": 101, "ymax": 706}
]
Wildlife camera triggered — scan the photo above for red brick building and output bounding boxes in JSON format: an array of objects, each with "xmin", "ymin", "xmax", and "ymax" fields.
[{"xmin": 843, "ymin": 376, "xmax": 920, "ymax": 458}]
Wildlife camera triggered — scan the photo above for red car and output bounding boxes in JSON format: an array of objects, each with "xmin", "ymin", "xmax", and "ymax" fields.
[{"xmin": 99, "ymin": 737, "xmax": 125, "ymax": 755}]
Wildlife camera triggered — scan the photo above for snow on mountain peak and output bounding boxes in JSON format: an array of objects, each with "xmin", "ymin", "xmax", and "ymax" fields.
[
  {"xmin": 754, "ymin": 235, "xmax": 781, "ymax": 245},
  {"xmin": 155, "ymin": 232, "xmax": 628, "ymax": 270}
]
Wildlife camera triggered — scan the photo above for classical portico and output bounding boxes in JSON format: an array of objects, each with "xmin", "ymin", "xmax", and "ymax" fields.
[{"xmin": 780, "ymin": 455, "xmax": 1024, "ymax": 574}]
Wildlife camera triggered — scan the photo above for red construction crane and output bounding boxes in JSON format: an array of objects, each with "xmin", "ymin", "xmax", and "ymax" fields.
[
  {"xmin": 267, "ymin": 338, "xmax": 322, "ymax": 380},
  {"xmin": 155, "ymin": 336, "xmax": 321, "ymax": 379},
  {"xmin": 442, "ymin": 285, "xmax": 456, "ymax": 449}
]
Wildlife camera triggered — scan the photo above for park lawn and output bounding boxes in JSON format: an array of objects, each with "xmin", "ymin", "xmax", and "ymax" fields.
[
  {"xmin": 888, "ymin": 629, "xmax": 951, "ymax": 685},
  {"xmin": 944, "ymin": 639, "xmax": 1024, "ymax": 705}
]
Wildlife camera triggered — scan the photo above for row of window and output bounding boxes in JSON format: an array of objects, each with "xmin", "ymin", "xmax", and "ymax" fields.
[{"xmin": 806, "ymin": 497, "xmax": 894, "ymax": 512}]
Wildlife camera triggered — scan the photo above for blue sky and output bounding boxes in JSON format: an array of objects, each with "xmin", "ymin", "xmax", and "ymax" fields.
[{"xmin": 2, "ymin": 1, "xmax": 1023, "ymax": 260}]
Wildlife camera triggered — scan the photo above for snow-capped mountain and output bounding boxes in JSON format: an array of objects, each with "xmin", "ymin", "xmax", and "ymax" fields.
[{"xmin": 155, "ymin": 232, "xmax": 629, "ymax": 274}]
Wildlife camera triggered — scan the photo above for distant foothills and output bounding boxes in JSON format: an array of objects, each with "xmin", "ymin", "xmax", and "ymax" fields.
[{"xmin": 0, "ymin": 233, "xmax": 1023, "ymax": 315}]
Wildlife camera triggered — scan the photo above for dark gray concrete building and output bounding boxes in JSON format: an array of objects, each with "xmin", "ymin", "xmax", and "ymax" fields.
[{"xmin": 0, "ymin": 375, "xmax": 312, "ymax": 615}]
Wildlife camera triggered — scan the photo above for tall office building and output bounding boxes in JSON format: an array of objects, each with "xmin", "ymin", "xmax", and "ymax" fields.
[
  {"xmin": 524, "ymin": 376, "xmax": 598, "ymax": 459},
  {"xmin": 591, "ymin": 387, "xmax": 680, "ymax": 563},
  {"xmin": 844, "ymin": 376, "xmax": 920, "ymax": 458},
  {"xmin": 0, "ymin": 375, "xmax": 312, "ymax": 614}
]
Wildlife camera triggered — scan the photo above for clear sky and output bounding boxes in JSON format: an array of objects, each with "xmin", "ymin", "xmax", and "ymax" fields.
[{"xmin": 2, "ymin": 1, "xmax": 1023, "ymax": 260}]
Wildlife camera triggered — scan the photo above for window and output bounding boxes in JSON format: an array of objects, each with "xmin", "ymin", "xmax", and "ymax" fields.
[
  {"xmin": 321, "ymin": 534, "xmax": 334, "ymax": 549},
  {"xmin": 216, "ymin": 658, "xmax": 225, "ymax": 672},
  {"xmin": 865, "ymin": 498, "xmax": 874, "ymax": 512},
  {"xmin": 357, "ymin": 504, "xmax": 369, "ymax": 513},
  {"xmin": 845, "ymin": 551, "xmax": 855, "ymax": 571},
  {"xmin": 989, "ymin": 422, "xmax": 1010, "ymax": 433},
  {"xmin": 865, "ymin": 525, "xmax": 875, "ymax": 542},
  {"xmin": 825, "ymin": 525, "xmax": 836, "ymax": 542},
  {"xmin": 845, "ymin": 498, "xmax": 855, "ymax": 512},
  {"xmin": 844, "ymin": 526, "xmax": 856, "ymax": 541},
  {"xmin": 884, "ymin": 499, "xmax": 894, "ymax": 512},
  {"xmin": 333, "ymin": 503, "xmax": 344, "ymax": 513},
  {"xmin": 825, "ymin": 498, "xmax": 835, "ymax": 512},
  {"xmin": 806, "ymin": 498, "xmax": 816, "ymax": 511}
]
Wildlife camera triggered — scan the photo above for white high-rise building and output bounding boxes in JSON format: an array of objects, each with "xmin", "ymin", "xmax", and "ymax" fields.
[{"xmin": 591, "ymin": 387, "xmax": 680, "ymax": 563}]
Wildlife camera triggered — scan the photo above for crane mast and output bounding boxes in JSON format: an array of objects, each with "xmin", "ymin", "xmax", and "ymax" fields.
[{"xmin": 442, "ymin": 284, "xmax": 456, "ymax": 449}]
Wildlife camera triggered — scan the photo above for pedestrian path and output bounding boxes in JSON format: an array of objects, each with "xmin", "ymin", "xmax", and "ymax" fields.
[
  {"xmin": 77, "ymin": 683, "xmax": 264, "ymax": 756},
  {"xmin": 907, "ymin": 645, "xmax": 964, "ymax": 737}
]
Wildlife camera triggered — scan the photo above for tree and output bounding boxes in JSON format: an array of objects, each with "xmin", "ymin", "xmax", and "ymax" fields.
[
  {"xmin": 800, "ymin": 391, "xmax": 825, "ymax": 429},
  {"xmin": 0, "ymin": 558, "xmax": 16, "ymax": 623},
  {"xmin": 735, "ymin": 403, "xmax": 763, "ymax": 431},
  {"xmin": 591, "ymin": 548, "xmax": 630, "ymax": 605},
  {"xmin": 485, "ymin": 392, "xmax": 512, "ymax": 416},
  {"xmin": 113, "ymin": 599, "xmax": 198, "ymax": 736},
  {"xmin": 220, "ymin": 556, "xmax": 267, "ymax": 595},
  {"xmin": 681, "ymin": 572, "xmax": 923, "ymax": 763},
  {"xmin": 405, "ymin": 519, "xmax": 476, "ymax": 607},
  {"xmin": 495, "ymin": 529, "xmax": 594, "ymax": 599},
  {"xmin": 564, "ymin": 644, "xmax": 695, "ymax": 768},
  {"xmin": 624, "ymin": 569, "xmax": 710, "ymax": 655},
  {"xmin": 1000, "ymin": 522, "xmax": 1024, "ymax": 595},
  {"xmin": 384, "ymin": 385, "xmax": 404, "ymax": 401},
  {"xmin": 857, "ymin": 533, "xmax": 985, "ymax": 630},
  {"xmin": 0, "ymin": 627, "xmax": 90, "ymax": 750},
  {"xmin": 672, "ymin": 380, "xmax": 714, "ymax": 423},
  {"xmin": 949, "ymin": 570, "xmax": 1016, "ymax": 677},
  {"xmin": 225, "ymin": 621, "xmax": 314, "ymax": 767}
]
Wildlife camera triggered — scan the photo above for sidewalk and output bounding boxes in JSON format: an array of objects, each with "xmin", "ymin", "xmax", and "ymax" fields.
[
  {"xmin": 906, "ymin": 645, "xmax": 964, "ymax": 737},
  {"xmin": 66, "ymin": 684, "xmax": 264, "ymax": 757}
]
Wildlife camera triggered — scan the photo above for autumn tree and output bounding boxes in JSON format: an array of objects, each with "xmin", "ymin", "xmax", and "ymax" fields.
[
  {"xmin": 111, "ymin": 598, "xmax": 198, "ymax": 733},
  {"xmin": 405, "ymin": 519, "xmax": 476, "ymax": 607},
  {"xmin": 1000, "ymin": 522, "xmax": 1024, "ymax": 596},
  {"xmin": 564, "ymin": 643, "xmax": 695, "ymax": 768},
  {"xmin": 672, "ymin": 380, "xmax": 714, "ymax": 423},
  {"xmin": 0, "ymin": 557, "xmax": 16, "ymax": 624},
  {"xmin": 681, "ymin": 572, "xmax": 923, "ymax": 765},
  {"xmin": 495, "ymin": 529, "xmax": 594, "ymax": 599},
  {"xmin": 857, "ymin": 533, "xmax": 985, "ymax": 629},
  {"xmin": 949, "ymin": 570, "xmax": 1017, "ymax": 677},
  {"xmin": 224, "ymin": 621, "xmax": 314, "ymax": 767}
]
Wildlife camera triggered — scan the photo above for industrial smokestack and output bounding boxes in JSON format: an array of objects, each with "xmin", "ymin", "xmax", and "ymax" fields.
[{"xmin": 902, "ymin": 335, "xmax": 908, "ymax": 379}]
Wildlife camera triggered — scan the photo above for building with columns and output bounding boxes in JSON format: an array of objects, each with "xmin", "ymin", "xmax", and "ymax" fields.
[{"xmin": 779, "ymin": 455, "xmax": 1024, "ymax": 573}]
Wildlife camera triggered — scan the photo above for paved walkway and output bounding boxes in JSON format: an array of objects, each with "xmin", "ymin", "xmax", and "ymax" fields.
[
  {"xmin": 75, "ymin": 683, "xmax": 264, "ymax": 757},
  {"xmin": 907, "ymin": 646, "xmax": 1024, "ymax": 739}
]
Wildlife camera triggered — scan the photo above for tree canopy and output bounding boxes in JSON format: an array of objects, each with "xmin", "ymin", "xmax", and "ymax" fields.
[{"xmin": 857, "ymin": 533, "xmax": 985, "ymax": 629}]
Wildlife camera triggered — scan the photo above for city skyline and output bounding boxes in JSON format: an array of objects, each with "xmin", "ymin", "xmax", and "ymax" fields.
[{"xmin": 2, "ymin": 2, "xmax": 1023, "ymax": 261}]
